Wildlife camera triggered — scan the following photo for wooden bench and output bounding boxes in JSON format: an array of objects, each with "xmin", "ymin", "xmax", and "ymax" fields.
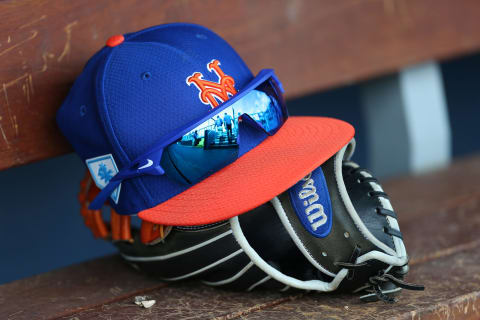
[
  {"xmin": 2, "ymin": 155, "xmax": 479, "ymax": 319},
  {"xmin": 1, "ymin": 1, "xmax": 480, "ymax": 319}
]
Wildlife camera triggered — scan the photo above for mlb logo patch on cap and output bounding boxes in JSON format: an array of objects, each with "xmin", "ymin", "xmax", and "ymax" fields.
[{"xmin": 86, "ymin": 154, "xmax": 121, "ymax": 204}]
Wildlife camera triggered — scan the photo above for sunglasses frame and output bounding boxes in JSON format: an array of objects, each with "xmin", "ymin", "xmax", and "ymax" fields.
[{"xmin": 90, "ymin": 69, "xmax": 287, "ymax": 209}]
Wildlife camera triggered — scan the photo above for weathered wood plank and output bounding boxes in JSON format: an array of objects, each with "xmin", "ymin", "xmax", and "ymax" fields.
[
  {"xmin": 383, "ymin": 155, "xmax": 480, "ymax": 260},
  {"xmin": 55, "ymin": 283, "xmax": 295, "ymax": 320},
  {"xmin": 0, "ymin": 255, "xmax": 163, "ymax": 320},
  {"xmin": 1, "ymin": 0, "xmax": 480, "ymax": 169},
  {"xmin": 384, "ymin": 154, "xmax": 480, "ymax": 223},
  {"xmin": 240, "ymin": 250, "xmax": 480, "ymax": 320},
  {"xmin": 1, "ymin": 155, "xmax": 479, "ymax": 319}
]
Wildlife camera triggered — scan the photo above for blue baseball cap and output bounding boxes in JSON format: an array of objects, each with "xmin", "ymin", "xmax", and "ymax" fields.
[{"xmin": 57, "ymin": 23, "xmax": 354, "ymax": 226}]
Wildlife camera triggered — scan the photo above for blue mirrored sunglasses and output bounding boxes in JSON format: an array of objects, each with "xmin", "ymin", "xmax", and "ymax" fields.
[{"xmin": 90, "ymin": 69, "xmax": 288, "ymax": 209}]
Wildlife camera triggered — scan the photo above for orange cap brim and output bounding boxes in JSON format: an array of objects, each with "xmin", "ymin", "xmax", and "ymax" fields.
[{"xmin": 138, "ymin": 116, "xmax": 354, "ymax": 225}]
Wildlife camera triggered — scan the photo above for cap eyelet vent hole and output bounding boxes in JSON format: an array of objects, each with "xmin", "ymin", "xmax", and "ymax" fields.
[
  {"xmin": 141, "ymin": 72, "xmax": 152, "ymax": 80},
  {"xmin": 79, "ymin": 105, "xmax": 87, "ymax": 117}
]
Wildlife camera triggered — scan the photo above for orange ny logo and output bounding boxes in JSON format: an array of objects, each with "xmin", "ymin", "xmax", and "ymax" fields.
[{"xmin": 186, "ymin": 59, "xmax": 237, "ymax": 108}]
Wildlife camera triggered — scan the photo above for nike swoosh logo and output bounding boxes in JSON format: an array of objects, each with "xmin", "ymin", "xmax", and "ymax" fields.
[{"xmin": 138, "ymin": 159, "xmax": 153, "ymax": 170}]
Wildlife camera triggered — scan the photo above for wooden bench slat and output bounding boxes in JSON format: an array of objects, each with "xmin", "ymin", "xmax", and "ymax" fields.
[
  {"xmin": 59, "ymin": 283, "xmax": 294, "ymax": 320},
  {"xmin": 1, "ymin": 0, "xmax": 480, "ymax": 170},
  {"xmin": 7, "ymin": 246, "xmax": 477, "ymax": 320},
  {"xmin": 1, "ymin": 154, "xmax": 479, "ymax": 319},
  {"xmin": 239, "ymin": 249, "xmax": 480, "ymax": 320},
  {"xmin": 0, "ymin": 256, "xmax": 162, "ymax": 320},
  {"xmin": 384, "ymin": 154, "xmax": 480, "ymax": 221}
]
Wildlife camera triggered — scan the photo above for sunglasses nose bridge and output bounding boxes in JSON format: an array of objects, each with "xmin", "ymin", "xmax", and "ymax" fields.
[
  {"xmin": 237, "ymin": 117, "xmax": 270, "ymax": 158},
  {"xmin": 239, "ymin": 114, "xmax": 272, "ymax": 136}
]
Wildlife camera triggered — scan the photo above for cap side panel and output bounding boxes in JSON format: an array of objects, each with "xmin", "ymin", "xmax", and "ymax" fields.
[
  {"xmin": 125, "ymin": 23, "xmax": 251, "ymax": 93},
  {"xmin": 96, "ymin": 46, "xmax": 154, "ymax": 211},
  {"xmin": 56, "ymin": 50, "xmax": 113, "ymax": 164}
]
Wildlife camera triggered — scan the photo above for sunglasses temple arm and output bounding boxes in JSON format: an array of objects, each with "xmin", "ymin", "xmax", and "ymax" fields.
[
  {"xmin": 89, "ymin": 179, "xmax": 122, "ymax": 210},
  {"xmin": 88, "ymin": 146, "xmax": 167, "ymax": 210}
]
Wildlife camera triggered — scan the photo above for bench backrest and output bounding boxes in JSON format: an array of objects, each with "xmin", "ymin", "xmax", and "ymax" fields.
[{"xmin": 1, "ymin": 0, "xmax": 480, "ymax": 171}]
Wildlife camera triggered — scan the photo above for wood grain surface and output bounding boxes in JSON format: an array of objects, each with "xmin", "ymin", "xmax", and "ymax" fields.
[
  {"xmin": 1, "ymin": 154, "xmax": 479, "ymax": 319},
  {"xmin": 1, "ymin": 0, "xmax": 480, "ymax": 170}
]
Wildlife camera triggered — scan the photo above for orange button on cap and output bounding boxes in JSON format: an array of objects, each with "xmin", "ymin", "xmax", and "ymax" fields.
[{"xmin": 106, "ymin": 35, "xmax": 124, "ymax": 47}]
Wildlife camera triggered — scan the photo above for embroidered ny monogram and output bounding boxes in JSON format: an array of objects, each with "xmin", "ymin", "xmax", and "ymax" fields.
[{"xmin": 186, "ymin": 59, "xmax": 237, "ymax": 108}]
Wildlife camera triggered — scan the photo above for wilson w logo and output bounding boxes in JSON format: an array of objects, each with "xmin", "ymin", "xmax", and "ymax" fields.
[{"xmin": 186, "ymin": 59, "xmax": 237, "ymax": 108}]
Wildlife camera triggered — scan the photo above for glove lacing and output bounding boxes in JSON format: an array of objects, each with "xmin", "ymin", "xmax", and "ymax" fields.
[
  {"xmin": 336, "ymin": 259, "xmax": 425, "ymax": 303},
  {"xmin": 336, "ymin": 164, "xmax": 424, "ymax": 303}
]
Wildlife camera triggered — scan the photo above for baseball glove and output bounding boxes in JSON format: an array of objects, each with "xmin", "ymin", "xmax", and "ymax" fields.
[{"xmin": 79, "ymin": 139, "xmax": 423, "ymax": 302}]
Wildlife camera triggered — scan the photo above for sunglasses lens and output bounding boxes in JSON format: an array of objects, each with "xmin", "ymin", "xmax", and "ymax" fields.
[{"xmin": 162, "ymin": 79, "xmax": 286, "ymax": 185}]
